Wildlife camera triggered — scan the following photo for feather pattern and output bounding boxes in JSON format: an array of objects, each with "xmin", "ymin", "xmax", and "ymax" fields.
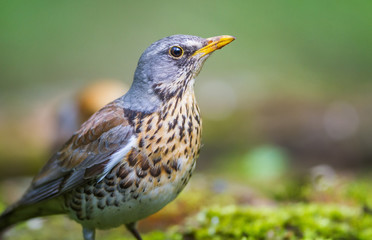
[{"xmin": 19, "ymin": 100, "xmax": 136, "ymax": 205}]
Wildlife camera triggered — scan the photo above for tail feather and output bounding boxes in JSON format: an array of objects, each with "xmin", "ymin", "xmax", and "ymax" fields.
[
  {"xmin": 0, "ymin": 199, "xmax": 65, "ymax": 234},
  {"xmin": 0, "ymin": 205, "xmax": 20, "ymax": 233}
]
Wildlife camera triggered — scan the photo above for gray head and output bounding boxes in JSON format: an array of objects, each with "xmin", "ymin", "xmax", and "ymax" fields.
[{"xmin": 123, "ymin": 34, "xmax": 235, "ymax": 112}]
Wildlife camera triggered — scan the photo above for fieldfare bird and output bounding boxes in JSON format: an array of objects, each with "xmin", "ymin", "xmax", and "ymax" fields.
[{"xmin": 0, "ymin": 34, "xmax": 235, "ymax": 240}]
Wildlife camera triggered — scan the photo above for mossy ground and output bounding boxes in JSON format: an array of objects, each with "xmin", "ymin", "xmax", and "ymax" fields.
[{"xmin": 1, "ymin": 174, "xmax": 372, "ymax": 240}]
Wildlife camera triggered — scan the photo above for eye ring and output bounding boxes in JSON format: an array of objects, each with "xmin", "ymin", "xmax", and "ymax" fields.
[{"xmin": 169, "ymin": 46, "xmax": 184, "ymax": 59}]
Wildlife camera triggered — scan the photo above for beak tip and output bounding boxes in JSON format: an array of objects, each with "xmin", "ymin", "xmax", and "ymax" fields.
[
  {"xmin": 224, "ymin": 35, "xmax": 236, "ymax": 42},
  {"xmin": 193, "ymin": 34, "xmax": 236, "ymax": 56},
  {"xmin": 218, "ymin": 35, "xmax": 236, "ymax": 48}
]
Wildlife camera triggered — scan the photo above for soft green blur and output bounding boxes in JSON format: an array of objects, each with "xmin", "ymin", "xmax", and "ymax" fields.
[{"xmin": 0, "ymin": 1, "xmax": 372, "ymax": 178}]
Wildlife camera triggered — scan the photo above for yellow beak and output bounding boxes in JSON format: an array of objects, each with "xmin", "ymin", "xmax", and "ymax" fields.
[{"xmin": 193, "ymin": 35, "xmax": 235, "ymax": 57}]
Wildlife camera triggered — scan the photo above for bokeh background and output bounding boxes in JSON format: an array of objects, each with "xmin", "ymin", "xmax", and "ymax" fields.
[{"xmin": 1, "ymin": 1, "xmax": 372, "ymax": 239}]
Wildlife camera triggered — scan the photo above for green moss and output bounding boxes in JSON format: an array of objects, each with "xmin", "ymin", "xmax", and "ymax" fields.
[
  {"xmin": 344, "ymin": 179, "xmax": 372, "ymax": 207},
  {"xmin": 3, "ymin": 176, "xmax": 372, "ymax": 240},
  {"xmin": 179, "ymin": 204, "xmax": 372, "ymax": 240},
  {"xmin": 98, "ymin": 203, "xmax": 372, "ymax": 240},
  {"xmin": 2, "ymin": 203, "xmax": 372, "ymax": 240}
]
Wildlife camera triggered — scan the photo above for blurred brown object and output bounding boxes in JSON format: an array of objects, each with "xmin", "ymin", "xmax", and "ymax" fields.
[
  {"xmin": 0, "ymin": 79, "xmax": 128, "ymax": 178},
  {"xmin": 53, "ymin": 79, "xmax": 128, "ymax": 150},
  {"xmin": 77, "ymin": 80, "xmax": 129, "ymax": 122}
]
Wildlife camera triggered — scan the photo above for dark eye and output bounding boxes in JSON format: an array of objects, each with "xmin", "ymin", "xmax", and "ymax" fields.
[{"xmin": 169, "ymin": 46, "xmax": 184, "ymax": 58}]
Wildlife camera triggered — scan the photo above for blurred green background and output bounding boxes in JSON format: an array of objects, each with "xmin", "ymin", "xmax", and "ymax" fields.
[
  {"xmin": 1, "ymin": 1, "xmax": 371, "ymax": 175},
  {"xmin": 1, "ymin": 1, "xmax": 372, "ymax": 239}
]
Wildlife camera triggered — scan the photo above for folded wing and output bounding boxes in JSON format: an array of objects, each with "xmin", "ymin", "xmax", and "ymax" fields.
[{"xmin": 19, "ymin": 100, "xmax": 136, "ymax": 205}]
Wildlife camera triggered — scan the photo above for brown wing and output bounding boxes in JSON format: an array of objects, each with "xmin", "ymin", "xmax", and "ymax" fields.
[{"xmin": 19, "ymin": 100, "xmax": 135, "ymax": 205}]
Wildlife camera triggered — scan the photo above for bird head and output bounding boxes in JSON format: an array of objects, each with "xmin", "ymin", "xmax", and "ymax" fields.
[{"xmin": 124, "ymin": 34, "xmax": 235, "ymax": 112}]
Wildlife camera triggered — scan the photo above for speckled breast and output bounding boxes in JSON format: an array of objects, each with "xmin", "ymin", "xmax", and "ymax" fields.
[{"xmin": 64, "ymin": 91, "xmax": 202, "ymax": 229}]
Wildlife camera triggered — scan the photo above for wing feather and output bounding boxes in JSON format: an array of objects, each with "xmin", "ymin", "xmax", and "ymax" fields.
[{"xmin": 19, "ymin": 100, "xmax": 136, "ymax": 205}]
